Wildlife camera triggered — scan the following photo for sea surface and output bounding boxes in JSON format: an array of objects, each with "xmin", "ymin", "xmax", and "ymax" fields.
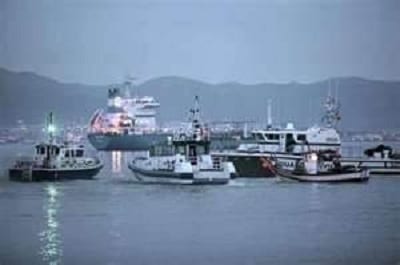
[{"xmin": 1, "ymin": 143, "xmax": 400, "ymax": 265}]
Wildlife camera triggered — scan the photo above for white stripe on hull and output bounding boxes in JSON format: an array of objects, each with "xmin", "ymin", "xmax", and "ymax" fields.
[{"xmin": 133, "ymin": 172, "xmax": 194, "ymax": 184}]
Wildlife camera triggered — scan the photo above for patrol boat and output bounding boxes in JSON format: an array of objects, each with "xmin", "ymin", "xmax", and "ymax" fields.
[
  {"xmin": 9, "ymin": 113, "xmax": 103, "ymax": 181},
  {"xmin": 213, "ymin": 92, "xmax": 342, "ymax": 177},
  {"xmin": 128, "ymin": 96, "xmax": 236, "ymax": 185}
]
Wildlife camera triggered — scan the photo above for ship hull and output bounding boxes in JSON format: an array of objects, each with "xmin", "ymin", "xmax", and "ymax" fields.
[
  {"xmin": 9, "ymin": 164, "xmax": 103, "ymax": 182},
  {"xmin": 212, "ymin": 152, "xmax": 302, "ymax": 178},
  {"xmin": 88, "ymin": 132, "xmax": 245, "ymax": 151},
  {"xmin": 88, "ymin": 132, "xmax": 171, "ymax": 151},
  {"xmin": 128, "ymin": 164, "xmax": 230, "ymax": 185}
]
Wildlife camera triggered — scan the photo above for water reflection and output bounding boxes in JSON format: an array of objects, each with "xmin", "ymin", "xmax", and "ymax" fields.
[
  {"xmin": 112, "ymin": 151, "xmax": 122, "ymax": 173},
  {"xmin": 39, "ymin": 184, "xmax": 62, "ymax": 264}
]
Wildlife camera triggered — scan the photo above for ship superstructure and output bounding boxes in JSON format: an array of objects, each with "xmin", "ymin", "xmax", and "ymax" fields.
[{"xmin": 89, "ymin": 80, "xmax": 160, "ymax": 135}]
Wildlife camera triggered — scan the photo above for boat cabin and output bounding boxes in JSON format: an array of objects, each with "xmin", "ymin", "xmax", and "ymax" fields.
[
  {"xmin": 247, "ymin": 126, "xmax": 340, "ymax": 154},
  {"xmin": 171, "ymin": 96, "xmax": 211, "ymax": 165},
  {"xmin": 34, "ymin": 143, "xmax": 87, "ymax": 168},
  {"xmin": 172, "ymin": 125, "xmax": 210, "ymax": 165}
]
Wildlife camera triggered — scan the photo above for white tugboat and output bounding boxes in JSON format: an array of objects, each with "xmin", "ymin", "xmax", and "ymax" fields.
[
  {"xmin": 128, "ymin": 96, "xmax": 236, "ymax": 185},
  {"xmin": 9, "ymin": 113, "xmax": 103, "ymax": 181}
]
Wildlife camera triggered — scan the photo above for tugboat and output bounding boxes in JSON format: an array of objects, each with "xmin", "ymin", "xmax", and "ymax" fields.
[
  {"xmin": 128, "ymin": 96, "xmax": 236, "ymax": 185},
  {"xmin": 272, "ymin": 151, "xmax": 369, "ymax": 183},
  {"xmin": 9, "ymin": 113, "xmax": 103, "ymax": 181}
]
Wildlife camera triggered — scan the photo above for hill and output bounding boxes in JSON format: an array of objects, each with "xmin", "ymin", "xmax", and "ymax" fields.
[{"xmin": 1, "ymin": 67, "xmax": 399, "ymax": 130}]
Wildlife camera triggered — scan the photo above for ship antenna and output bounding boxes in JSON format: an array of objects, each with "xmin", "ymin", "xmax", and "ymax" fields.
[
  {"xmin": 267, "ymin": 99, "xmax": 272, "ymax": 129},
  {"xmin": 46, "ymin": 112, "xmax": 56, "ymax": 144},
  {"xmin": 124, "ymin": 75, "xmax": 137, "ymax": 98},
  {"xmin": 335, "ymin": 79, "xmax": 339, "ymax": 103},
  {"xmin": 190, "ymin": 95, "xmax": 201, "ymax": 122},
  {"xmin": 322, "ymin": 82, "xmax": 341, "ymax": 129}
]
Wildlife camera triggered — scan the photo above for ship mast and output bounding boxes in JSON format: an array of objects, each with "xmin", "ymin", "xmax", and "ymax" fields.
[
  {"xmin": 267, "ymin": 99, "xmax": 272, "ymax": 129},
  {"xmin": 124, "ymin": 75, "xmax": 137, "ymax": 98},
  {"xmin": 46, "ymin": 112, "xmax": 56, "ymax": 144},
  {"xmin": 190, "ymin": 95, "xmax": 201, "ymax": 125},
  {"xmin": 321, "ymin": 79, "xmax": 341, "ymax": 129}
]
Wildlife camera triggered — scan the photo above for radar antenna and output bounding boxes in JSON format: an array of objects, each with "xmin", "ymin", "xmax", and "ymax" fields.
[{"xmin": 321, "ymin": 81, "xmax": 341, "ymax": 128}]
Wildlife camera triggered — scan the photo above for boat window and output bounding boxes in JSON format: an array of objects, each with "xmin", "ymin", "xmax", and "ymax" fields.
[
  {"xmin": 265, "ymin": 134, "xmax": 279, "ymax": 140},
  {"xmin": 256, "ymin": 133, "xmax": 265, "ymax": 141},
  {"xmin": 176, "ymin": 146, "xmax": 185, "ymax": 155},
  {"xmin": 65, "ymin": 150, "xmax": 70, "ymax": 158},
  {"xmin": 297, "ymin": 134, "xmax": 307, "ymax": 141},
  {"xmin": 40, "ymin": 147, "xmax": 46, "ymax": 155},
  {"xmin": 51, "ymin": 146, "xmax": 60, "ymax": 155},
  {"xmin": 76, "ymin": 149, "xmax": 84, "ymax": 157},
  {"xmin": 189, "ymin": 145, "xmax": 197, "ymax": 157},
  {"xmin": 197, "ymin": 146, "xmax": 206, "ymax": 155},
  {"xmin": 286, "ymin": 133, "xmax": 296, "ymax": 153}
]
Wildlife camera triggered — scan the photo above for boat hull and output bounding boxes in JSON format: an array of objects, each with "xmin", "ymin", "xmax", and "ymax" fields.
[
  {"xmin": 128, "ymin": 164, "xmax": 230, "ymax": 185},
  {"xmin": 276, "ymin": 169, "xmax": 369, "ymax": 183},
  {"xmin": 212, "ymin": 152, "xmax": 301, "ymax": 178},
  {"xmin": 9, "ymin": 164, "xmax": 103, "ymax": 182}
]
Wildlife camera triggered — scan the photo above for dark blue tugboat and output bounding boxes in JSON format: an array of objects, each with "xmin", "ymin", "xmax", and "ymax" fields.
[{"xmin": 9, "ymin": 113, "xmax": 103, "ymax": 181}]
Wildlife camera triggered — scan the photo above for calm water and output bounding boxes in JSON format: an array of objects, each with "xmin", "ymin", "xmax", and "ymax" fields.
[{"xmin": 1, "ymin": 143, "xmax": 400, "ymax": 265}]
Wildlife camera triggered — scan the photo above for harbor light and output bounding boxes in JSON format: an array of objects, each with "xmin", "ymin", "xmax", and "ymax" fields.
[
  {"xmin": 48, "ymin": 124, "xmax": 56, "ymax": 133},
  {"xmin": 310, "ymin": 153, "xmax": 318, "ymax": 161}
]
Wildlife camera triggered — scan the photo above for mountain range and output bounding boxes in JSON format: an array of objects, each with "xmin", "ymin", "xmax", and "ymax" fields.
[{"xmin": 1, "ymin": 67, "xmax": 399, "ymax": 131}]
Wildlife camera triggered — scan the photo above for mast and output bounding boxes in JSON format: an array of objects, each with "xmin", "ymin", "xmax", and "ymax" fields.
[
  {"xmin": 190, "ymin": 95, "xmax": 201, "ymax": 126},
  {"xmin": 267, "ymin": 99, "xmax": 272, "ymax": 129},
  {"xmin": 46, "ymin": 112, "xmax": 56, "ymax": 144},
  {"xmin": 124, "ymin": 75, "xmax": 137, "ymax": 98},
  {"xmin": 321, "ymin": 83, "xmax": 341, "ymax": 129}
]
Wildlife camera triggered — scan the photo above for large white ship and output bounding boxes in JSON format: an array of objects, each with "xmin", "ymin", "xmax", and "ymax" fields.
[{"xmin": 87, "ymin": 80, "xmax": 171, "ymax": 151}]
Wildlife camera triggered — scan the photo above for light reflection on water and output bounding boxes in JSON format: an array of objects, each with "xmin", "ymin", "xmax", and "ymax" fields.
[
  {"xmin": 112, "ymin": 151, "xmax": 122, "ymax": 173},
  {"xmin": 39, "ymin": 184, "xmax": 63, "ymax": 265}
]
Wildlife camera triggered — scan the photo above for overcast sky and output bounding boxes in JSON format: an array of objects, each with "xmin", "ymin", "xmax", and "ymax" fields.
[{"xmin": 0, "ymin": 0, "xmax": 399, "ymax": 85}]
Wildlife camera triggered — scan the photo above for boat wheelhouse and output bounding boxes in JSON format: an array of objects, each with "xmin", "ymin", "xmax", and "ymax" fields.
[{"xmin": 238, "ymin": 125, "xmax": 341, "ymax": 154}]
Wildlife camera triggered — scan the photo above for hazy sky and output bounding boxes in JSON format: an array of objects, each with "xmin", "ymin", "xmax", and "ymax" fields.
[{"xmin": 0, "ymin": 0, "xmax": 399, "ymax": 85}]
